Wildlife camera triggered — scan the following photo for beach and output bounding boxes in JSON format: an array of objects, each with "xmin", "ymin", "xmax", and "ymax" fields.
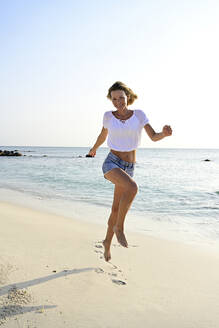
[{"xmin": 1, "ymin": 200, "xmax": 219, "ymax": 327}]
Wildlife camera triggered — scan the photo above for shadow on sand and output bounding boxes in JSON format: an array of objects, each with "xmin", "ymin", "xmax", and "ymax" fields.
[
  {"xmin": 0, "ymin": 304, "xmax": 56, "ymax": 322},
  {"xmin": 0, "ymin": 267, "xmax": 96, "ymax": 297}
]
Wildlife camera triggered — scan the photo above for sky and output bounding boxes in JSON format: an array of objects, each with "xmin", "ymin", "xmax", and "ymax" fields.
[{"xmin": 0, "ymin": 0, "xmax": 218, "ymax": 149}]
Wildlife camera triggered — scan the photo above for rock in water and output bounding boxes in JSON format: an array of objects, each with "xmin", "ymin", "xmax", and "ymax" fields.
[{"xmin": 0, "ymin": 150, "xmax": 22, "ymax": 156}]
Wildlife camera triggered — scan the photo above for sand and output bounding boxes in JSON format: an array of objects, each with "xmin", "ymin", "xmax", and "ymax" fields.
[{"xmin": 1, "ymin": 200, "xmax": 219, "ymax": 328}]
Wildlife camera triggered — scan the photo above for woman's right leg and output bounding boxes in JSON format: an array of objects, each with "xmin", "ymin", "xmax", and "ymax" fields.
[
  {"xmin": 103, "ymin": 184, "xmax": 124, "ymax": 261},
  {"xmin": 104, "ymin": 168, "xmax": 138, "ymax": 248}
]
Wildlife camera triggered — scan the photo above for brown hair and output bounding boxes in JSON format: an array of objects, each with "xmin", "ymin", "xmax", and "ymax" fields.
[{"xmin": 107, "ymin": 81, "xmax": 138, "ymax": 105}]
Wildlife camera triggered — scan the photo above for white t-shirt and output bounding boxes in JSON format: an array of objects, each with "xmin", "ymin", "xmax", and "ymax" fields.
[{"xmin": 103, "ymin": 109, "xmax": 149, "ymax": 151}]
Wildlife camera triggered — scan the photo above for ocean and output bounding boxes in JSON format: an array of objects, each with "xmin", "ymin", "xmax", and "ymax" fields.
[{"xmin": 0, "ymin": 146, "xmax": 219, "ymax": 248}]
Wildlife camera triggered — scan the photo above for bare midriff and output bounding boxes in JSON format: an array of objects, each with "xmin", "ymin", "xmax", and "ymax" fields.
[{"xmin": 110, "ymin": 149, "xmax": 136, "ymax": 163}]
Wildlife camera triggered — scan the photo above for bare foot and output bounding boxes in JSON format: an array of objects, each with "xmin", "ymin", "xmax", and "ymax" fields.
[
  {"xmin": 113, "ymin": 226, "xmax": 128, "ymax": 248},
  {"xmin": 103, "ymin": 240, "xmax": 111, "ymax": 262}
]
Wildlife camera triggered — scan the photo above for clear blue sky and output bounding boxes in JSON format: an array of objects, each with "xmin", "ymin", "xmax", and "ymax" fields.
[{"xmin": 1, "ymin": 0, "xmax": 218, "ymax": 148}]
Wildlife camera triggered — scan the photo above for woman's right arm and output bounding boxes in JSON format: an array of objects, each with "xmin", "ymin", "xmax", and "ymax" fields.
[{"xmin": 88, "ymin": 127, "xmax": 108, "ymax": 157}]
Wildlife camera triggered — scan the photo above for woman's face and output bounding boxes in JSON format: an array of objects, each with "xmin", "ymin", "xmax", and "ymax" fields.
[{"xmin": 111, "ymin": 90, "xmax": 128, "ymax": 111}]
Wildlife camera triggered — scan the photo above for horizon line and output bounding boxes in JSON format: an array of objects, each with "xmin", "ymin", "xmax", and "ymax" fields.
[{"xmin": 1, "ymin": 146, "xmax": 219, "ymax": 151}]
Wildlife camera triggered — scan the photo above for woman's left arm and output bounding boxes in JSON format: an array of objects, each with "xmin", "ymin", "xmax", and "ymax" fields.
[{"xmin": 144, "ymin": 124, "xmax": 172, "ymax": 142}]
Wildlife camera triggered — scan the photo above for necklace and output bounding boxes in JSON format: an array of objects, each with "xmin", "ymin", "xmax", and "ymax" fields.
[{"xmin": 114, "ymin": 110, "xmax": 131, "ymax": 123}]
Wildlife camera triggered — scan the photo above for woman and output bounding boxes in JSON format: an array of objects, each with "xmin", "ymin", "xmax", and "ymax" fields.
[{"xmin": 88, "ymin": 81, "xmax": 172, "ymax": 261}]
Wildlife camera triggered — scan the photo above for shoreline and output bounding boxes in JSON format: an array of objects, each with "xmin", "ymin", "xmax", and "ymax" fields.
[
  {"xmin": 0, "ymin": 187, "xmax": 219, "ymax": 252},
  {"xmin": 1, "ymin": 200, "xmax": 219, "ymax": 327}
]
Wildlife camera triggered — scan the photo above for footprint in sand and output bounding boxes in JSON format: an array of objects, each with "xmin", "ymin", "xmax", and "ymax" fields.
[
  {"xmin": 95, "ymin": 245, "xmax": 103, "ymax": 249},
  {"xmin": 94, "ymin": 242, "xmax": 104, "ymax": 259},
  {"xmin": 112, "ymin": 279, "xmax": 126, "ymax": 286},
  {"xmin": 108, "ymin": 273, "xmax": 117, "ymax": 277},
  {"xmin": 94, "ymin": 250, "xmax": 102, "ymax": 254},
  {"xmin": 95, "ymin": 268, "xmax": 104, "ymax": 274}
]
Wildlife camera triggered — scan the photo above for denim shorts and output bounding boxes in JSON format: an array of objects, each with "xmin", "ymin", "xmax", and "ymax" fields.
[{"xmin": 102, "ymin": 152, "xmax": 135, "ymax": 178}]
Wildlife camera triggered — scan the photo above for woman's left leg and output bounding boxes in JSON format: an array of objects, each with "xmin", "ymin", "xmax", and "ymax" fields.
[{"xmin": 103, "ymin": 184, "xmax": 124, "ymax": 261}]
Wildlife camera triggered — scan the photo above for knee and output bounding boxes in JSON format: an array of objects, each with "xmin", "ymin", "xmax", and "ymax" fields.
[{"xmin": 128, "ymin": 181, "xmax": 138, "ymax": 196}]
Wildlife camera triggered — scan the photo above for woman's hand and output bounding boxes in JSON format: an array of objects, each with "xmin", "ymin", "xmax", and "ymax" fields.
[
  {"xmin": 88, "ymin": 148, "xmax": 96, "ymax": 157},
  {"xmin": 162, "ymin": 125, "xmax": 172, "ymax": 137}
]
